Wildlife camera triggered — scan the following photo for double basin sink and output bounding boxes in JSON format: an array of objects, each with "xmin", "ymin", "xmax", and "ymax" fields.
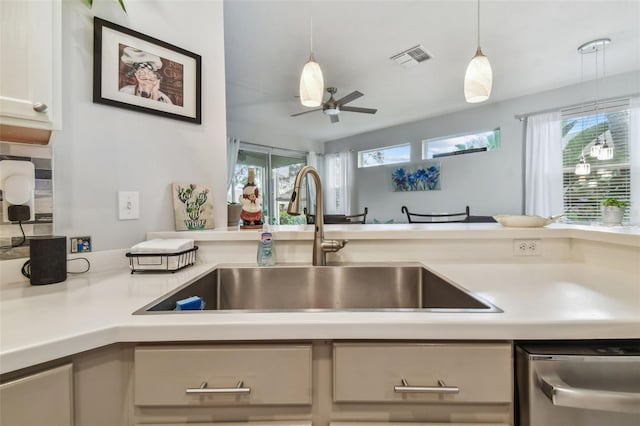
[{"xmin": 135, "ymin": 264, "xmax": 501, "ymax": 314}]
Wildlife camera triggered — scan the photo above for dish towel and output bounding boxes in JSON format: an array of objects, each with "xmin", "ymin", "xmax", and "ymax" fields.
[{"xmin": 129, "ymin": 239, "xmax": 195, "ymax": 254}]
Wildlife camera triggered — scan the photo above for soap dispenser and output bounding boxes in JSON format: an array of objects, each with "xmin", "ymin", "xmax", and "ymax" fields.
[{"xmin": 257, "ymin": 216, "xmax": 276, "ymax": 266}]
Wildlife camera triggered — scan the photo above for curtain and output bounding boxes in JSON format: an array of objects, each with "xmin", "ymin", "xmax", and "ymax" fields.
[
  {"xmin": 525, "ymin": 111, "xmax": 563, "ymax": 217},
  {"xmin": 226, "ymin": 137, "xmax": 240, "ymax": 191},
  {"xmin": 324, "ymin": 151, "xmax": 353, "ymax": 214},
  {"xmin": 630, "ymin": 97, "xmax": 640, "ymax": 225}
]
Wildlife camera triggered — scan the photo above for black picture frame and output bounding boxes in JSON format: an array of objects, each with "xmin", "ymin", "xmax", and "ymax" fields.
[{"xmin": 93, "ymin": 17, "xmax": 202, "ymax": 124}]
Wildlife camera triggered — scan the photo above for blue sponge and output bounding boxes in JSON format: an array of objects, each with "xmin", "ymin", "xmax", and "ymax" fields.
[{"xmin": 175, "ymin": 296, "xmax": 205, "ymax": 311}]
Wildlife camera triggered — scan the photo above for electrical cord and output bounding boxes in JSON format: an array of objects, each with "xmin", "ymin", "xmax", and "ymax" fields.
[
  {"xmin": 0, "ymin": 221, "xmax": 26, "ymax": 250},
  {"xmin": 67, "ymin": 257, "xmax": 91, "ymax": 274},
  {"xmin": 21, "ymin": 257, "xmax": 91, "ymax": 279}
]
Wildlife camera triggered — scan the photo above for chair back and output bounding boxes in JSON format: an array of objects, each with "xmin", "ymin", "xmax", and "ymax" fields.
[
  {"xmin": 304, "ymin": 207, "xmax": 368, "ymax": 224},
  {"xmin": 401, "ymin": 205, "xmax": 470, "ymax": 223}
]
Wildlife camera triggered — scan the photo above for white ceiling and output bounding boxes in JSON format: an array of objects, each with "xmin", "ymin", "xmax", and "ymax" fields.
[{"xmin": 223, "ymin": 0, "xmax": 640, "ymax": 144}]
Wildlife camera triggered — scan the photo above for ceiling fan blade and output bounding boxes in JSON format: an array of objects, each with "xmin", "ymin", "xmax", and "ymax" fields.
[
  {"xmin": 335, "ymin": 91, "xmax": 363, "ymax": 106},
  {"xmin": 340, "ymin": 106, "xmax": 378, "ymax": 114},
  {"xmin": 330, "ymin": 114, "xmax": 340, "ymax": 124},
  {"xmin": 290, "ymin": 108, "xmax": 322, "ymax": 117}
]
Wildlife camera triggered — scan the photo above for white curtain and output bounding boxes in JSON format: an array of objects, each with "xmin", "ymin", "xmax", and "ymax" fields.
[
  {"xmin": 226, "ymin": 137, "xmax": 240, "ymax": 191},
  {"xmin": 525, "ymin": 111, "xmax": 563, "ymax": 217},
  {"xmin": 324, "ymin": 151, "xmax": 353, "ymax": 214},
  {"xmin": 630, "ymin": 97, "xmax": 640, "ymax": 225}
]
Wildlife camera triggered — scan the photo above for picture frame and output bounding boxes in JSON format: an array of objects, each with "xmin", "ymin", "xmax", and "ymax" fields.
[
  {"xmin": 93, "ymin": 17, "xmax": 202, "ymax": 124},
  {"xmin": 391, "ymin": 162, "xmax": 441, "ymax": 192},
  {"xmin": 171, "ymin": 183, "xmax": 214, "ymax": 231}
]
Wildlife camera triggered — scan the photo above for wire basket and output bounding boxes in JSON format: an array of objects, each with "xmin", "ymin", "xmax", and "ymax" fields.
[{"xmin": 125, "ymin": 246, "xmax": 198, "ymax": 274}]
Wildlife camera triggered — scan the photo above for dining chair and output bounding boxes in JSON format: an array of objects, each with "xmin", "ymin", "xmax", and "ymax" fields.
[{"xmin": 401, "ymin": 205, "xmax": 470, "ymax": 223}]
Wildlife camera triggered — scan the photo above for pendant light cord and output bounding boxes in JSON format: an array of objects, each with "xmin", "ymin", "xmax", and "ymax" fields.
[
  {"xmin": 477, "ymin": 0, "xmax": 481, "ymax": 48},
  {"xmin": 310, "ymin": 17, "xmax": 314, "ymax": 56}
]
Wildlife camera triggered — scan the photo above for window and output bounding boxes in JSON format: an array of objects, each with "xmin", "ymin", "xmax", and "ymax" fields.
[
  {"xmin": 228, "ymin": 145, "xmax": 308, "ymax": 225},
  {"xmin": 357, "ymin": 143, "xmax": 410, "ymax": 168},
  {"xmin": 562, "ymin": 99, "xmax": 631, "ymax": 223},
  {"xmin": 422, "ymin": 128, "xmax": 500, "ymax": 159}
]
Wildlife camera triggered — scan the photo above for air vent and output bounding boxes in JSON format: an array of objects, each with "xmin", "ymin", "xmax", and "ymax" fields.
[{"xmin": 390, "ymin": 45, "xmax": 432, "ymax": 68}]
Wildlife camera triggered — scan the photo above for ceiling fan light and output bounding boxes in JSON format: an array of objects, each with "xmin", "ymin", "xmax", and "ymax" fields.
[
  {"xmin": 299, "ymin": 54, "xmax": 324, "ymax": 107},
  {"xmin": 464, "ymin": 48, "xmax": 493, "ymax": 103}
]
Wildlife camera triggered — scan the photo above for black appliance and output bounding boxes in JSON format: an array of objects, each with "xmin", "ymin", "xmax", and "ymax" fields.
[{"xmin": 29, "ymin": 236, "xmax": 67, "ymax": 285}]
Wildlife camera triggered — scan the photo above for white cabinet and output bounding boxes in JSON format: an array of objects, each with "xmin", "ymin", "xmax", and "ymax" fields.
[
  {"xmin": 0, "ymin": 0, "xmax": 61, "ymax": 131},
  {"xmin": 0, "ymin": 363, "xmax": 73, "ymax": 426}
]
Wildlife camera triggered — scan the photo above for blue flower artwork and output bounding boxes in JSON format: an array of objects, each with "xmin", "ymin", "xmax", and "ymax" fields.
[{"xmin": 391, "ymin": 163, "xmax": 441, "ymax": 192}]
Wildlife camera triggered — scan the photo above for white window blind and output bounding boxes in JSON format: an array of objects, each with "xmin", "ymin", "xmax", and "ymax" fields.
[{"xmin": 561, "ymin": 99, "xmax": 631, "ymax": 223}]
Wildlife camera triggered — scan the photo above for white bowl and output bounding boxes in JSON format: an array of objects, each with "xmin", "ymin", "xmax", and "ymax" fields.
[{"xmin": 493, "ymin": 215, "xmax": 561, "ymax": 228}]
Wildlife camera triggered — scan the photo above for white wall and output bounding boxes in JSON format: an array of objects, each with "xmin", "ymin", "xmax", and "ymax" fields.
[
  {"xmin": 53, "ymin": 0, "xmax": 227, "ymax": 251},
  {"xmin": 325, "ymin": 71, "xmax": 640, "ymax": 223},
  {"xmin": 227, "ymin": 119, "xmax": 323, "ymax": 154}
]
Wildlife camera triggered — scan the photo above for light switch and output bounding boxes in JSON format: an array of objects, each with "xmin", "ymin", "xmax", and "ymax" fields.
[{"xmin": 118, "ymin": 191, "xmax": 139, "ymax": 220}]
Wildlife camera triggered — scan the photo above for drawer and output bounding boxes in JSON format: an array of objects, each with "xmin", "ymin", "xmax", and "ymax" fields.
[
  {"xmin": 0, "ymin": 363, "xmax": 73, "ymax": 426},
  {"xmin": 135, "ymin": 344, "xmax": 312, "ymax": 406},
  {"xmin": 333, "ymin": 343, "xmax": 512, "ymax": 403}
]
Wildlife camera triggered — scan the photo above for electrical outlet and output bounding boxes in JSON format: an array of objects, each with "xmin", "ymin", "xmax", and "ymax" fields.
[
  {"xmin": 513, "ymin": 239, "xmax": 541, "ymax": 256},
  {"xmin": 70, "ymin": 236, "xmax": 92, "ymax": 253}
]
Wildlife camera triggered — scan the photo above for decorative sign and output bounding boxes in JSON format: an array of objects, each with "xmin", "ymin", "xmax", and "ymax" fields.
[{"xmin": 172, "ymin": 183, "xmax": 214, "ymax": 231}]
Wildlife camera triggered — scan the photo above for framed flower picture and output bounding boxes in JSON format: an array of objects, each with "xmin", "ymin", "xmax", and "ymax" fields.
[
  {"xmin": 391, "ymin": 162, "xmax": 441, "ymax": 192},
  {"xmin": 93, "ymin": 17, "xmax": 202, "ymax": 124}
]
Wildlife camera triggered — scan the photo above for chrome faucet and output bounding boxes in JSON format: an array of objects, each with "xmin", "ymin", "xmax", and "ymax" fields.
[{"xmin": 287, "ymin": 166, "xmax": 348, "ymax": 266}]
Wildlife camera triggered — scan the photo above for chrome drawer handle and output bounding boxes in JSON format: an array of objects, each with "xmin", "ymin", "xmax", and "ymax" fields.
[
  {"xmin": 394, "ymin": 378, "xmax": 460, "ymax": 394},
  {"xmin": 186, "ymin": 380, "xmax": 251, "ymax": 395},
  {"xmin": 539, "ymin": 373, "xmax": 640, "ymax": 414},
  {"xmin": 32, "ymin": 102, "xmax": 48, "ymax": 112}
]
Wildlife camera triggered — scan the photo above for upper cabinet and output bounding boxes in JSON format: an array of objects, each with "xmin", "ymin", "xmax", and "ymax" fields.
[{"xmin": 0, "ymin": 0, "xmax": 61, "ymax": 134}]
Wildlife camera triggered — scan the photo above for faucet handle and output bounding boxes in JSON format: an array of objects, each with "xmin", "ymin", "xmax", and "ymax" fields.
[{"xmin": 321, "ymin": 239, "xmax": 348, "ymax": 253}]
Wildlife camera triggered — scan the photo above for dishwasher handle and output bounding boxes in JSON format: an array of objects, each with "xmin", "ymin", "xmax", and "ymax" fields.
[{"xmin": 539, "ymin": 373, "xmax": 640, "ymax": 414}]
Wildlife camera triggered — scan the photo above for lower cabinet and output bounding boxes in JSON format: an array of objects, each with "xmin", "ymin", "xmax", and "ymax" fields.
[
  {"xmin": 0, "ymin": 341, "xmax": 513, "ymax": 425},
  {"xmin": 132, "ymin": 341, "xmax": 513, "ymax": 425},
  {"xmin": 0, "ymin": 363, "xmax": 73, "ymax": 426}
]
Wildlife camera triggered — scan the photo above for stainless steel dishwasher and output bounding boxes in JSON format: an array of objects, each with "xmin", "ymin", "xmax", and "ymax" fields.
[{"xmin": 516, "ymin": 341, "xmax": 640, "ymax": 426}]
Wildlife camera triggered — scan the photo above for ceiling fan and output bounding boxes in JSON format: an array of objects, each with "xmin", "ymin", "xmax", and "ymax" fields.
[{"xmin": 291, "ymin": 87, "xmax": 377, "ymax": 123}]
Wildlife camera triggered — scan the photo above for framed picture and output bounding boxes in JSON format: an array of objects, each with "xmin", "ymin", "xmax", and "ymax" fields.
[
  {"xmin": 172, "ymin": 183, "xmax": 214, "ymax": 231},
  {"xmin": 391, "ymin": 162, "xmax": 441, "ymax": 192},
  {"xmin": 93, "ymin": 17, "xmax": 202, "ymax": 124}
]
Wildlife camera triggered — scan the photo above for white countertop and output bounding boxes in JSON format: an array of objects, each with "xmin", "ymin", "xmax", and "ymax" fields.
[
  {"xmin": 148, "ymin": 223, "xmax": 640, "ymax": 247},
  {"xmin": 1, "ymin": 256, "xmax": 639, "ymax": 374}
]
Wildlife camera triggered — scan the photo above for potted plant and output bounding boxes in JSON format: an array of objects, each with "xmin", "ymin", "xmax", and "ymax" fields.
[{"xmin": 601, "ymin": 197, "xmax": 627, "ymax": 225}]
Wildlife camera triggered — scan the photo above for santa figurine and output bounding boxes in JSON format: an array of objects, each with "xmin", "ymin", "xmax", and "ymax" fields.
[{"xmin": 239, "ymin": 168, "xmax": 263, "ymax": 228}]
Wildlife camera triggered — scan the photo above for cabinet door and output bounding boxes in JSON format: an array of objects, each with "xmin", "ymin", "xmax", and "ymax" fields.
[
  {"xmin": 0, "ymin": 363, "xmax": 73, "ymax": 426},
  {"xmin": 0, "ymin": 0, "xmax": 60, "ymax": 129},
  {"xmin": 330, "ymin": 423, "xmax": 509, "ymax": 426},
  {"xmin": 139, "ymin": 422, "xmax": 312, "ymax": 426}
]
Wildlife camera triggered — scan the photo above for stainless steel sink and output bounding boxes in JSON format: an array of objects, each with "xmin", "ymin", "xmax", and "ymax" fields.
[{"xmin": 134, "ymin": 265, "xmax": 501, "ymax": 314}]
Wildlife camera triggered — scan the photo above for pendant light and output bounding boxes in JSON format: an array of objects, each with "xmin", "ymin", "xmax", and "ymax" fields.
[
  {"xmin": 574, "ymin": 50, "xmax": 591, "ymax": 175},
  {"xmin": 464, "ymin": 0, "xmax": 492, "ymax": 103},
  {"xmin": 595, "ymin": 40, "xmax": 614, "ymax": 160},
  {"xmin": 299, "ymin": 17, "xmax": 324, "ymax": 107},
  {"xmin": 574, "ymin": 154, "xmax": 591, "ymax": 175},
  {"xmin": 577, "ymin": 38, "xmax": 611, "ymax": 158}
]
